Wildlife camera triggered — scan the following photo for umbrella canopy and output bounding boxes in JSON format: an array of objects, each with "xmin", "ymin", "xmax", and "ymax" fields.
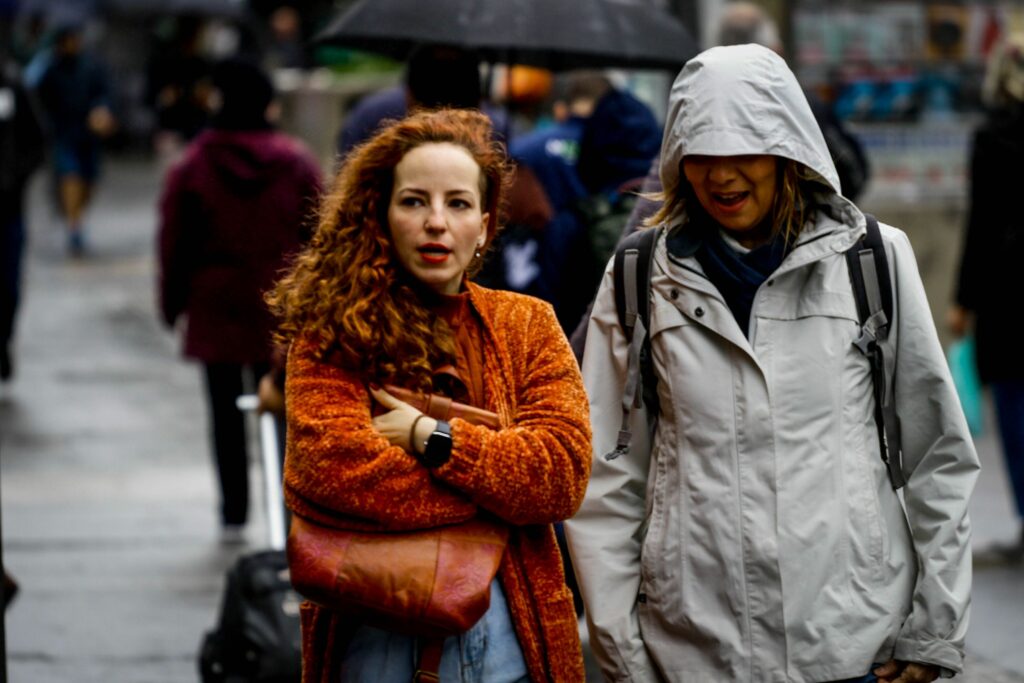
[{"xmin": 316, "ymin": 0, "xmax": 697, "ymax": 71}]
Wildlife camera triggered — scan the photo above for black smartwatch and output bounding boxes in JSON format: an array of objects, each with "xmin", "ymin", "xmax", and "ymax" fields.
[{"xmin": 420, "ymin": 419, "xmax": 452, "ymax": 468}]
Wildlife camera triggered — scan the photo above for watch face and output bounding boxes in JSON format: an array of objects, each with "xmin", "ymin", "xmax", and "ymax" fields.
[{"xmin": 423, "ymin": 421, "xmax": 452, "ymax": 467}]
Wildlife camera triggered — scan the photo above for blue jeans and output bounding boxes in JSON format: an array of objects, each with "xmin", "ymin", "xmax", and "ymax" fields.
[
  {"xmin": 829, "ymin": 674, "xmax": 877, "ymax": 682},
  {"xmin": 993, "ymin": 381, "xmax": 1024, "ymax": 520},
  {"xmin": 338, "ymin": 578, "xmax": 529, "ymax": 683}
]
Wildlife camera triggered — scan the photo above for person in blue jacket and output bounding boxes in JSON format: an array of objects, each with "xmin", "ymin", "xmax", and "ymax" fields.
[{"xmin": 34, "ymin": 21, "xmax": 116, "ymax": 256}]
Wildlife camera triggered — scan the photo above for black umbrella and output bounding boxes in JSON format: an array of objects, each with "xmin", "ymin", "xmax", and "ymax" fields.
[{"xmin": 316, "ymin": 0, "xmax": 697, "ymax": 71}]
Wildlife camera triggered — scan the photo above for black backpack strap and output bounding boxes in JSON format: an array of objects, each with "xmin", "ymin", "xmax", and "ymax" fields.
[
  {"xmin": 608, "ymin": 227, "xmax": 659, "ymax": 460},
  {"xmin": 846, "ymin": 213, "xmax": 904, "ymax": 489}
]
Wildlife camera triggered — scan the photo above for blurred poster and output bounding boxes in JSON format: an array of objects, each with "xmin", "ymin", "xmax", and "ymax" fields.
[
  {"xmin": 850, "ymin": 121, "xmax": 973, "ymax": 202},
  {"xmin": 795, "ymin": 4, "xmax": 924, "ymax": 68},
  {"xmin": 793, "ymin": 1, "xmax": 1024, "ymax": 121}
]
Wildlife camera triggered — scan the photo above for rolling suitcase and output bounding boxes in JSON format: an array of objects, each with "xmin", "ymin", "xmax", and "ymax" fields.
[{"xmin": 199, "ymin": 397, "xmax": 301, "ymax": 683}]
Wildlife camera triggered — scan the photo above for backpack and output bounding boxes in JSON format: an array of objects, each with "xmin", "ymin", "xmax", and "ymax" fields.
[
  {"xmin": 576, "ymin": 189, "xmax": 641, "ymax": 284},
  {"xmin": 609, "ymin": 214, "xmax": 905, "ymax": 490}
]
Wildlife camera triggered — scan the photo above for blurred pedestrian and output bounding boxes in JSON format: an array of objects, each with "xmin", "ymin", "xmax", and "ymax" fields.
[
  {"xmin": 17, "ymin": 9, "xmax": 50, "ymax": 88},
  {"xmin": 144, "ymin": 15, "xmax": 213, "ymax": 159},
  {"xmin": 489, "ymin": 63, "xmax": 554, "ymax": 136},
  {"xmin": 335, "ymin": 44, "xmax": 506, "ymax": 161},
  {"xmin": 266, "ymin": 108, "xmax": 590, "ymax": 682},
  {"xmin": 33, "ymin": 21, "xmax": 116, "ymax": 257},
  {"xmin": 478, "ymin": 72, "xmax": 608, "ymax": 307},
  {"xmin": 950, "ymin": 32, "xmax": 1024, "ymax": 564},
  {"xmin": 567, "ymin": 45, "xmax": 978, "ymax": 683},
  {"xmin": 562, "ymin": 85, "xmax": 661, "ymax": 321},
  {"xmin": 505, "ymin": 76, "xmax": 660, "ymax": 335},
  {"xmin": 10, "ymin": 8, "xmax": 46, "ymax": 71},
  {"xmin": 158, "ymin": 58, "xmax": 321, "ymax": 542},
  {"xmin": 0, "ymin": 12, "xmax": 46, "ymax": 381},
  {"xmin": 264, "ymin": 5, "xmax": 308, "ymax": 70}
]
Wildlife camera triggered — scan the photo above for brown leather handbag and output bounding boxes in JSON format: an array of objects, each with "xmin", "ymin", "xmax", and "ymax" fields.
[
  {"xmin": 287, "ymin": 515, "xmax": 509, "ymax": 636},
  {"xmin": 287, "ymin": 394, "xmax": 508, "ymax": 637}
]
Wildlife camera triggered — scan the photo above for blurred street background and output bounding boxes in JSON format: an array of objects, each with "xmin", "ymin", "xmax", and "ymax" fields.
[{"xmin": 2, "ymin": 0, "xmax": 1024, "ymax": 681}]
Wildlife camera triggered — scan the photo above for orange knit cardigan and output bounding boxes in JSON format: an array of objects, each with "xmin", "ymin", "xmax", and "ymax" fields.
[{"xmin": 283, "ymin": 282, "xmax": 592, "ymax": 682}]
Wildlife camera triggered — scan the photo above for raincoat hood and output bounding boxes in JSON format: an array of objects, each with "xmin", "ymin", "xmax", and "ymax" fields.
[{"xmin": 660, "ymin": 44, "xmax": 840, "ymax": 198}]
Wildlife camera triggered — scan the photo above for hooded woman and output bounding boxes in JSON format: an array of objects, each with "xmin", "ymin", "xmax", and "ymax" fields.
[{"xmin": 566, "ymin": 44, "xmax": 978, "ymax": 683}]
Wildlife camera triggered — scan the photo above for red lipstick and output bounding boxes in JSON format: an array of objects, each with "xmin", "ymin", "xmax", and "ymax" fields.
[{"xmin": 418, "ymin": 242, "xmax": 451, "ymax": 264}]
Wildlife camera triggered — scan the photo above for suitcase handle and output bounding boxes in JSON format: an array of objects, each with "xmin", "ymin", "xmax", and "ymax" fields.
[{"xmin": 236, "ymin": 395, "xmax": 287, "ymax": 551}]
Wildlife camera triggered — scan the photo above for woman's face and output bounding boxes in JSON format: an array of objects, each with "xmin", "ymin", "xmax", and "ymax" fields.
[
  {"xmin": 682, "ymin": 154, "xmax": 778, "ymax": 244},
  {"xmin": 388, "ymin": 142, "xmax": 489, "ymax": 296}
]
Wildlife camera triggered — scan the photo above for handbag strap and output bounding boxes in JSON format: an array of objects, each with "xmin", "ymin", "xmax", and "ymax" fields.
[
  {"xmin": 414, "ymin": 637, "xmax": 445, "ymax": 683},
  {"xmin": 423, "ymin": 393, "xmax": 454, "ymax": 421}
]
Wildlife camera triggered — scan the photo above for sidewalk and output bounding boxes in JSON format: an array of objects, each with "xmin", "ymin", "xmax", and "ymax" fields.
[
  {"xmin": 1, "ymin": 157, "xmax": 1022, "ymax": 682},
  {"xmin": 2, "ymin": 159, "xmax": 244, "ymax": 682}
]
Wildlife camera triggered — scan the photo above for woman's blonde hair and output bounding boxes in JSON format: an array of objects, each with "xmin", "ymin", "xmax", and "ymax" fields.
[
  {"xmin": 266, "ymin": 108, "xmax": 513, "ymax": 391},
  {"xmin": 646, "ymin": 157, "xmax": 818, "ymax": 244}
]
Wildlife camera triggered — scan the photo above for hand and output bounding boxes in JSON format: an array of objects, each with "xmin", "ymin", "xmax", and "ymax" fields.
[
  {"xmin": 257, "ymin": 373, "xmax": 285, "ymax": 415},
  {"xmin": 874, "ymin": 659, "xmax": 940, "ymax": 683},
  {"xmin": 946, "ymin": 305, "xmax": 972, "ymax": 339},
  {"xmin": 87, "ymin": 105, "xmax": 117, "ymax": 138},
  {"xmin": 370, "ymin": 386, "xmax": 436, "ymax": 454}
]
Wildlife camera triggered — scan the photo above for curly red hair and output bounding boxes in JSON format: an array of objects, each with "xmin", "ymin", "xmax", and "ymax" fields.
[{"xmin": 267, "ymin": 108, "xmax": 513, "ymax": 390}]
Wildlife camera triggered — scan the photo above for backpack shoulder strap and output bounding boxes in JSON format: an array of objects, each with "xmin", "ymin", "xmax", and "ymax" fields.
[
  {"xmin": 613, "ymin": 226, "xmax": 659, "ymax": 338},
  {"xmin": 846, "ymin": 213, "xmax": 893, "ymax": 345},
  {"xmin": 607, "ymin": 227, "xmax": 660, "ymax": 461},
  {"xmin": 845, "ymin": 213, "xmax": 904, "ymax": 489}
]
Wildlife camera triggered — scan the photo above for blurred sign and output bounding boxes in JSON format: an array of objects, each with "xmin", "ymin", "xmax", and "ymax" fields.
[{"xmin": 851, "ymin": 120, "xmax": 975, "ymax": 202}]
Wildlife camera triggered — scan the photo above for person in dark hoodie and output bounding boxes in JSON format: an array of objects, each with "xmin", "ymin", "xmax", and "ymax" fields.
[
  {"xmin": 158, "ymin": 57, "xmax": 322, "ymax": 542},
  {"xmin": 546, "ymin": 84, "xmax": 660, "ymax": 334}
]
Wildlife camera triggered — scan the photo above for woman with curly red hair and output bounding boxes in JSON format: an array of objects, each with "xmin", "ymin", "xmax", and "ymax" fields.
[{"xmin": 267, "ymin": 108, "xmax": 591, "ymax": 682}]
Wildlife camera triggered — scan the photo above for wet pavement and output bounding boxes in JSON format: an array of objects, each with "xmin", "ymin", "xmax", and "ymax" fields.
[{"xmin": 1, "ymin": 158, "xmax": 1023, "ymax": 682}]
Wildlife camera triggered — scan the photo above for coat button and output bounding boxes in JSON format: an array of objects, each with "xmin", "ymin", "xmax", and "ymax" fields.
[
  {"xmin": 694, "ymin": 306, "xmax": 705, "ymax": 317},
  {"xmin": 670, "ymin": 289, "xmax": 679, "ymax": 300},
  {"xmin": 767, "ymin": 279, "xmax": 774, "ymax": 287}
]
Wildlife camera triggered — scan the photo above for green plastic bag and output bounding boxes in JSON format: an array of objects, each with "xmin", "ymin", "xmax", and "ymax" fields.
[{"xmin": 947, "ymin": 336, "xmax": 984, "ymax": 436}]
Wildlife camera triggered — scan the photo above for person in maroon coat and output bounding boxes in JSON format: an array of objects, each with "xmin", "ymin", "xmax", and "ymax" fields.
[{"xmin": 158, "ymin": 58, "xmax": 322, "ymax": 540}]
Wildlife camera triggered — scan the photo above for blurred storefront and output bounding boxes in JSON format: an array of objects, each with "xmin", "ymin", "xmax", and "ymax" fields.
[
  {"xmin": 788, "ymin": 1, "xmax": 1021, "ymax": 205},
  {"xmin": 779, "ymin": 0, "xmax": 1023, "ymax": 342}
]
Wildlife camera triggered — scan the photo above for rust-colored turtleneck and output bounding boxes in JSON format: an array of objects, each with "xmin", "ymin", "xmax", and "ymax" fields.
[{"xmin": 430, "ymin": 290, "xmax": 486, "ymax": 408}]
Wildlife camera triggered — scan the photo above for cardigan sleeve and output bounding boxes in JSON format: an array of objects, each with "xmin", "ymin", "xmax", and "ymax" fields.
[
  {"xmin": 431, "ymin": 299, "xmax": 592, "ymax": 527},
  {"xmin": 283, "ymin": 336, "xmax": 477, "ymax": 530}
]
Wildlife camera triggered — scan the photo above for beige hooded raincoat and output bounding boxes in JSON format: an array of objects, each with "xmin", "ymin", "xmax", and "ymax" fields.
[{"xmin": 566, "ymin": 44, "xmax": 979, "ymax": 683}]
